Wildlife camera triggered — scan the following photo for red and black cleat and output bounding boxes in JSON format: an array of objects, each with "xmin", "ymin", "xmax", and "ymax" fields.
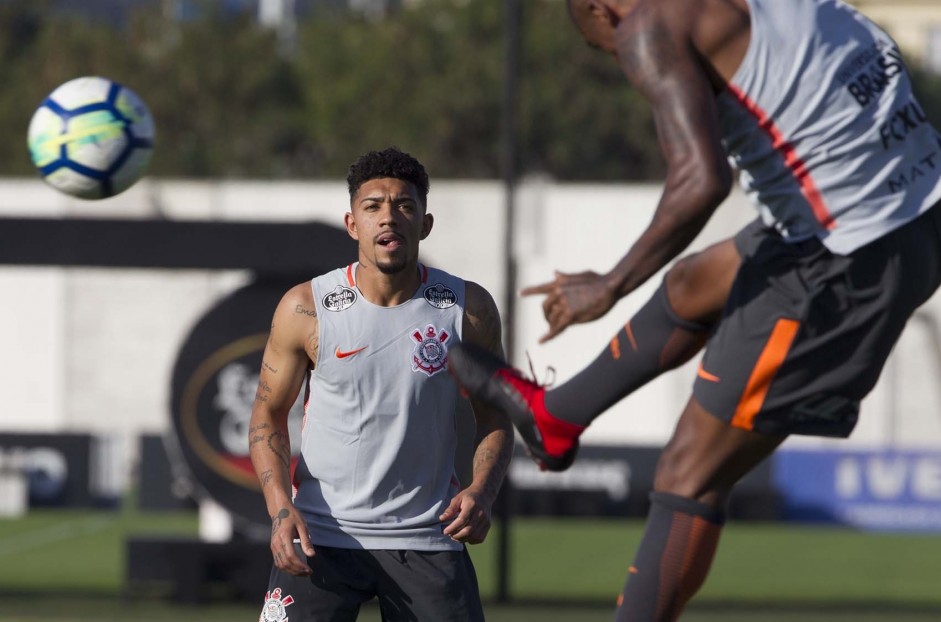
[{"xmin": 447, "ymin": 344, "xmax": 579, "ymax": 472}]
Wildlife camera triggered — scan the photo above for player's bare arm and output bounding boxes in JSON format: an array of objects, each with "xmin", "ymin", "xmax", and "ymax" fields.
[
  {"xmin": 605, "ymin": 0, "xmax": 734, "ymax": 295},
  {"xmin": 528, "ymin": 0, "xmax": 737, "ymax": 342},
  {"xmin": 249, "ymin": 282, "xmax": 318, "ymax": 575},
  {"xmin": 440, "ymin": 281, "xmax": 514, "ymax": 544}
]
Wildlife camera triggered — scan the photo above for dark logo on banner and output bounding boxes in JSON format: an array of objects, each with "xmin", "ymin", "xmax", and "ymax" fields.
[
  {"xmin": 0, "ymin": 444, "xmax": 70, "ymax": 504},
  {"xmin": 323, "ymin": 286, "xmax": 357, "ymax": 312},
  {"xmin": 423, "ymin": 283, "xmax": 457, "ymax": 309},
  {"xmin": 170, "ymin": 280, "xmax": 306, "ymax": 537},
  {"xmin": 177, "ymin": 335, "xmax": 304, "ymax": 486}
]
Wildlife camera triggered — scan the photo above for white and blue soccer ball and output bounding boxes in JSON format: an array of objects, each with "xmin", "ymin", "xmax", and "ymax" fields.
[{"xmin": 27, "ymin": 76, "xmax": 155, "ymax": 200}]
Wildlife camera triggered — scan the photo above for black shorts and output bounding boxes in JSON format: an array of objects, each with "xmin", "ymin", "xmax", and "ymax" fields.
[
  {"xmin": 694, "ymin": 204, "xmax": 941, "ymax": 437},
  {"xmin": 259, "ymin": 544, "xmax": 484, "ymax": 622}
]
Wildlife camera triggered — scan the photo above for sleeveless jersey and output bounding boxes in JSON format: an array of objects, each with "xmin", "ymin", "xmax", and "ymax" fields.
[
  {"xmin": 716, "ymin": 0, "xmax": 941, "ymax": 254},
  {"xmin": 294, "ymin": 263, "xmax": 466, "ymax": 551}
]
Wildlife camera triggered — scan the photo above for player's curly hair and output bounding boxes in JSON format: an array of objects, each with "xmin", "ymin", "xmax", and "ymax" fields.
[{"xmin": 347, "ymin": 147, "xmax": 430, "ymax": 206}]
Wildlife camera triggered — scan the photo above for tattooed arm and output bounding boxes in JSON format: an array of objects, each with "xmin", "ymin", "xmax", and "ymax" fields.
[
  {"xmin": 249, "ymin": 282, "xmax": 319, "ymax": 575},
  {"xmin": 440, "ymin": 281, "xmax": 513, "ymax": 544}
]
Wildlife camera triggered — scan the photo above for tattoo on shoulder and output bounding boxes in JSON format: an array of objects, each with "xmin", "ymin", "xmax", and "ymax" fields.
[
  {"xmin": 295, "ymin": 304, "xmax": 317, "ymax": 317},
  {"xmin": 465, "ymin": 287, "xmax": 502, "ymax": 353}
]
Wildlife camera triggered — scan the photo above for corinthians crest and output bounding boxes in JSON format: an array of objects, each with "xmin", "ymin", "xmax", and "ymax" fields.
[
  {"xmin": 259, "ymin": 587, "xmax": 294, "ymax": 622},
  {"xmin": 411, "ymin": 324, "xmax": 450, "ymax": 376}
]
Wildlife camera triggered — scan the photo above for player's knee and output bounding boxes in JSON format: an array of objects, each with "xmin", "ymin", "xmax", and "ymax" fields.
[
  {"xmin": 652, "ymin": 442, "xmax": 696, "ymax": 495},
  {"xmin": 652, "ymin": 443, "xmax": 728, "ymax": 503},
  {"xmin": 665, "ymin": 255, "xmax": 697, "ymax": 302},
  {"xmin": 664, "ymin": 254, "xmax": 714, "ymax": 321}
]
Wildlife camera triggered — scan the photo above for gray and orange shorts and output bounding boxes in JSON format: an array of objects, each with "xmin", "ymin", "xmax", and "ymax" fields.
[{"xmin": 694, "ymin": 203, "xmax": 941, "ymax": 438}]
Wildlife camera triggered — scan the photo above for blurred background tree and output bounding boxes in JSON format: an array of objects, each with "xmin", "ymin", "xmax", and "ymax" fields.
[{"xmin": 1, "ymin": 0, "xmax": 939, "ymax": 181}]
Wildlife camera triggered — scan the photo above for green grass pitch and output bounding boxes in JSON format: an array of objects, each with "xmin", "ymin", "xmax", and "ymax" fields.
[{"xmin": 1, "ymin": 508, "xmax": 941, "ymax": 621}]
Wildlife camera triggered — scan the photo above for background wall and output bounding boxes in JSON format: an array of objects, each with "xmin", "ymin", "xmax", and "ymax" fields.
[{"xmin": 2, "ymin": 177, "xmax": 940, "ymax": 488}]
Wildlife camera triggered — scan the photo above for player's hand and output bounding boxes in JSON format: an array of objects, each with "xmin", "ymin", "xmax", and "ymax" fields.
[
  {"xmin": 439, "ymin": 489, "xmax": 492, "ymax": 545},
  {"xmin": 269, "ymin": 504, "xmax": 315, "ymax": 576},
  {"xmin": 522, "ymin": 270, "xmax": 618, "ymax": 343}
]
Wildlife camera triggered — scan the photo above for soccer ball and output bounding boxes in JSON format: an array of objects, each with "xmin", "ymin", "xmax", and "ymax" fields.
[{"xmin": 27, "ymin": 76, "xmax": 155, "ymax": 200}]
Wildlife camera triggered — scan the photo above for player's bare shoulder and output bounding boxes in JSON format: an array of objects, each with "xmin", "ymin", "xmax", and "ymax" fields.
[
  {"xmin": 271, "ymin": 281, "xmax": 320, "ymax": 363},
  {"xmin": 463, "ymin": 280, "xmax": 503, "ymax": 356}
]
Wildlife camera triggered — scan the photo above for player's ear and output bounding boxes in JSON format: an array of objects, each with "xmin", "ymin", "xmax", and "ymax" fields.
[
  {"xmin": 420, "ymin": 213, "xmax": 434, "ymax": 240},
  {"xmin": 344, "ymin": 211, "xmax": 359, "ymax": 240},
  {"xmin": 586, "ymin": 0, "xmax": 622, "ymax": 27}
]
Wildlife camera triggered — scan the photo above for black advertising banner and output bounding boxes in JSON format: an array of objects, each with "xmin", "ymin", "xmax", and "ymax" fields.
[
  {"xmin": 507, "ymin": 444, "xmax": 778, "ymax": 520},
  {"xmin": 0, "ymin": 433, "xmax": 93, "ymax": 507},
  {"xmin": 168, "ymin": 278, "xmax": 306, "ymax": 539}
]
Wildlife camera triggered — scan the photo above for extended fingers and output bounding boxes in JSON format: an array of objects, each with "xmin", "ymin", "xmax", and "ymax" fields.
[
  {"xmin": 520, "ymin": 280, "xmax": 556, "ymax": 297},
  {"xmin": 524, "ymin": 270, "xmax": 598, "ymax": 297},
  {"xmin": 444, "ymin": 508, "xmax": 490, "ymax": 544},
  {"xmin": 270, "ymin": 511, "xmax": 313, "ymax": 576},
  {"xmin": 272, "ymin": 538, "xmax": 311, "ymax": 576}
]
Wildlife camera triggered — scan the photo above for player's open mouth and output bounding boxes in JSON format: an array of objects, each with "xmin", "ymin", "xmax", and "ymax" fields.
[{"xmin": 377, "ymin": 234, "xmax": 404, "ymax": 250}]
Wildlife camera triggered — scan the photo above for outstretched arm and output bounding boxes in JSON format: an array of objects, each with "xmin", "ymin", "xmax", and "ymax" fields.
[
  {"xmin": 440, "ymin": 281, "xmax": 514, "ymax": 544},
  {"xmin": 607, "ymin": 2, "xmax": 732, "ymax": 292},
  {"xmin": 249, "ymin": 283, "xmax": 318, "ymax": 575},
  {"xmin": 527, "ymin": 1, "xmax": 733, "ymax": 342}
]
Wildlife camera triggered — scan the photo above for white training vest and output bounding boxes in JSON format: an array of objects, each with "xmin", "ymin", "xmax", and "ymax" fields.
[
  {"xmin": 295, "ymin": 263, "xmax": 466, "ymax": 551},
  {"xmin": 716, "ymin": 0, "xmax": 941, "ymax": 254}
]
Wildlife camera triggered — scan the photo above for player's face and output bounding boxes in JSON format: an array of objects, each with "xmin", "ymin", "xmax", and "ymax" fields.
[
  {"xmin": 570, "ymin": 0, "xmax": 622, "ymax": 57},
  {"xmin": 586, "ymin": 28, "xmax": 618, "ymax": 57},
  {"xmin": 345, "ymin": 177, "xmax": 432, "ymax": 275}
]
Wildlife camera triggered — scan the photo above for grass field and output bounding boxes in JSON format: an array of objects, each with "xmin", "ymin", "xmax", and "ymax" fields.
[{"xmin": 2, "ymin": 507, "xmax": 941, "ymax": 621}]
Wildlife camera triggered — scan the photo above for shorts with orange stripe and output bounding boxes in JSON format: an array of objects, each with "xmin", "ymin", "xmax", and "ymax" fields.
[{"xmin": 694, "ymin": 205, "xmax": 941, "ymax": 438}]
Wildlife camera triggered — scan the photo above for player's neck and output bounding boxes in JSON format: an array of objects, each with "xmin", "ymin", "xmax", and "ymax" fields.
[{"xmin": 354, "ymin": 262, "xmax": 421, "ymax": 307}]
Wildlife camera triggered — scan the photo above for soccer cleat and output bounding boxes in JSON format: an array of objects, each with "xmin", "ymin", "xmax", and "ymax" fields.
[{"xmin": 447, "ymin": 344, "xmax": 579, "ymax": 472}]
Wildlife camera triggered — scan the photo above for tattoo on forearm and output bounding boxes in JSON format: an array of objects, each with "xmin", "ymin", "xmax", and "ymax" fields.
[
  {"xmin": 260, "ymin": 469, "xmax": 274, "ymax": 487},
  {"xmin": 271, "ymin": 507, "xmax": 290, "ymax": 534},
  {"xmin": 249, "ymin": 423, "xmax": 270, "ymax": 447},
  {"xmin": 254, "ymin": 380, "xmax": 270, "ymax": 403},
  {"xmin": 473, "ymin": 434, "xmax": 512, "ymax": 500},
  {"xmin": 268, "ymin": 430, "xmax": 291, "ymax": 468},
  {"xmin": 295, "ymin": 304, "xmax": 317, "ymax": 317},
  {"xmin": 263, "ymin": 361, "xmax": 279, "ymax": 374}
]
